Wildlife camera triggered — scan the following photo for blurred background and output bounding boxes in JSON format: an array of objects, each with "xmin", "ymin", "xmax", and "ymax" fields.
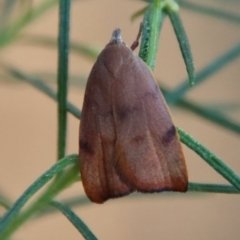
[{"xmin": 0, "ymin": 0, "xmax": 240, "ymax": 239}]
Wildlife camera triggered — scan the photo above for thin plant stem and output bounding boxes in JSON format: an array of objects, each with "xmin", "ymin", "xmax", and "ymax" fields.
[
  {"xmin": 51, "ymin": 201, "xmax": 97, "ymax": 240},
  {"xmin": 139, "ymin": 1, "xmax": 165, "ymax": 70},
  {"xmin": 0, "ymin": 155, "xmax": 78, "ymax": 240},
  {"xmin": 179, "ymin": 0, "xmax": 240, "ymax": 25},
  {"xmin": 188, "ymin": 182, "xmax": 239, "ymax": 194},
  {"xmin": 165, "ymin": 43, "xmax": 240, "ymax": 104},
  {"xmin": 57, "ymin": 0, "xmax": 71, "ymax": 160},
  {"xmin": 178, "ymin": 128, "xmax": 240, "ymax": 191}
]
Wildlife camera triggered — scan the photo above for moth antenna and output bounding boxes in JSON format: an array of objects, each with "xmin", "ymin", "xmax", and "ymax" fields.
[
  {"xmin": 131, "ymin": 22, "xmax": 143, "ymax": 51},
  {"xmin": 109, "ymin": 28, "xmax": 123, "ymax": 44}
]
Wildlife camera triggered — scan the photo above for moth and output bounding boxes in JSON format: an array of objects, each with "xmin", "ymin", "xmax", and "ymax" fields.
[{"xmin": 79, "ymin": 28, "xmax": 188, "ymax": 203}]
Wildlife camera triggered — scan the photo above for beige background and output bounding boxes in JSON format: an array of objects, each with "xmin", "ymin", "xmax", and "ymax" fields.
[{"xmin": 0, "ymin": 0, "xmax": 240, "ymax": 239}]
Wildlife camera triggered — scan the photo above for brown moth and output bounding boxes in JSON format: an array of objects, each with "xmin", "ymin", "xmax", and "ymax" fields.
[{"xmin": 79, "ymin": 28, "xmax": 188, "ymax": 203}]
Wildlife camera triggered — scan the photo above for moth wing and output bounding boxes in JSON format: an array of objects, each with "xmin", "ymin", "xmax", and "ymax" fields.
[
  {"xmin": 112, "ymin": 49, "xmax": 188, "ymax": 192},
  {"xmin": 79, "ymin": 58, "xmax": 133, "ymax": 204}
]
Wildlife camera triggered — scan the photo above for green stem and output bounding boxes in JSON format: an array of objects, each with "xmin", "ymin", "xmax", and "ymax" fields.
[
  {"xmin": 0, "ymin": 0, "xmax": 59, "ymax": 48},
  {"xmin": 147, "ymin": 0, "xmax": 162, "ymax": 70},
  {"xmin": 139, "ymin": 1, "xmax": 165, "ymax": 70},
  {"xmin": 0, "ymin": 155, "xmax": 78, "ymax": 239},
  {"xmin": 0, "ymin": 199, "xmax": 10, "ymax": 210},
  {"xmin": 179, "ymin": 1, "xmax": 240, "ymax": 25},
  {"xmin": 167, "ymin": 10, "xmax": 195, "ymax": 86},
  {"xmin": 161, "ymin": 86, "xmax": 240, "ymax": 135},
  {"xmin": 2, "ymin": 65, "xmax": 82, "ymax": 119},
  {"xmin": 35, "ymin": 196, "xmax": 89, "ymax": 219},
  {"xmin": 165, "ymin": 43, "xmax": 240, "ymax": 104},
  {"xmin": 57, "ymin": 0, "xmax": 71, "ymax": 160},
  {"xmin": 177, "ymin": 97, "xmax": 240, "ymax": 135},
  {"xmin": 178, "ymin": 128, "xmax": 240, "ymax": 191},
  {"xmin": 188, "ymin": 182, "xmax": 240, "ymax": 194},
  {"xmin": 51, "ymin": 201, "xmax": 97, "ymax": 240}
]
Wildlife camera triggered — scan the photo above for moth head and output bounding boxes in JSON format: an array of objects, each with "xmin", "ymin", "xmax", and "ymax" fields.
[{"xmin": 109, "ymin": 28, "xmax": 122, "ymax": 45}]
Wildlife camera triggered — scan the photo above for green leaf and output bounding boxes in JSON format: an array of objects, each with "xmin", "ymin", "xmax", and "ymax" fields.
[
  {"xmin": 29, "ymin": 72, "xmax": 87, "ymax": 88},
  {"xmin": 19, "ymin": 34, "xmax": 100, "ymax": 60},
  {"xmin": 166, "ymin": 10, "xmax": 195, "ymax": 86},
  {"xmin": 35, "ymin": 196, "xmax": 90, "ymax": 218},
  {"xmin": 0, "ymin": 154, "xmax": 78, "ymax": 237},
  {"xmin": 0, "ymin": 0, "xmax": 59, "ymax": 48},
  {"xmin": 177, "ymin": 128, "xmax": 240, "ymax": 191},
  {"xmin": 204, "ymin": 101, "xmax": 240, "ymax": 113},
  {"xmin": 161, "ymin": 86, "xmax": 240, "ymax": 135},
  {"xmin": 165, "ymin": 43, "xmax": 240, "ymax": 104},
  {"xmin": 0, "ymin": 0, "xmax": 18, "ymax": 29},
  {"xmin": 131, "ymin": 6, "xmax": 148, "ymax": 22},
  {"xmin": 1, "ymin": 65, "xmax": 82, "ymax": 119},
  {"xmin": 177, "ymin": 98, "xmax": 240, "ymax": 135},
  {"xmin": 51, "ymin": 201, "xmax": 98, "ymax": 240},
  {"xmin": 0, "ymin": 198, "xmax": 11, "ymax": 211},
  {"xmin": 179, "ymin": 1, "xmax": 240, "ymax": 25}
]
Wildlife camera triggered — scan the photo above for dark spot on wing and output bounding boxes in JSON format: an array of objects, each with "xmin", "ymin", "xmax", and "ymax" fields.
[
  {"xmin": 80, "ymin": 139, "xmax": 94, "ymax": 155},
  {"xmin": 116, "ymin": 106, "xmax": 131, "ymax": 121},
  {"xmin": 162, "ymin": 125, "xmax": 176, "ymax": 145},
  {"xmin": 131, "ymin": 135, "xmax": 144, "ymax": 144},
  {"xmin": 115, "ymin": 105, "xmax": 141, "ymax": 122}
]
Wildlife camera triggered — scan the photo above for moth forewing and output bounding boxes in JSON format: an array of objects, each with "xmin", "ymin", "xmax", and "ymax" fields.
[{"xmin": 79, "ymin": 28, "xmax": 188, "ymax": 204}]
